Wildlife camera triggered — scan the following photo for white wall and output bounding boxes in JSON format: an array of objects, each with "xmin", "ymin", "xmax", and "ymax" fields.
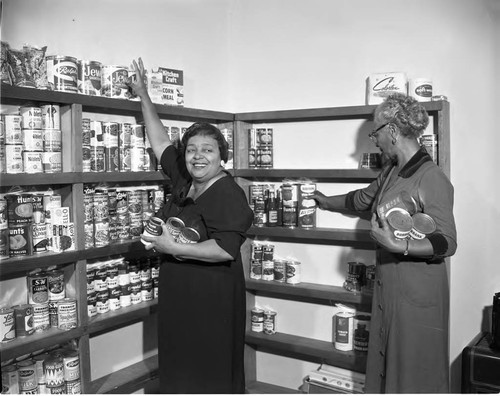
[{"xmin": 2, "ymin": 0, "xmax": 500, "ymax": 392}]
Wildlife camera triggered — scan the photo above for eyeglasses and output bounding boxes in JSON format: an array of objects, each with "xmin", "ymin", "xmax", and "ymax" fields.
[{"xmin": 368, "ymin": 122, "xmax": 390, "ymax": 141}]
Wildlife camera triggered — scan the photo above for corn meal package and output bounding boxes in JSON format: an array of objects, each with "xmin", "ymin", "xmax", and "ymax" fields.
[
  {"xmin": 366, "ymin": 72, "xmax": 407, "ymax": 105},
  {"xmin": 157, "ymin": 67, "xmax": 184, "ymax": 106}
]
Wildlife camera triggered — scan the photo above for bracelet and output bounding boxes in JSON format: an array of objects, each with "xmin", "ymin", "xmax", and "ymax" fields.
[{"xmin": 403, "ymin": 239, "xmax": 409, "ymax": 256}]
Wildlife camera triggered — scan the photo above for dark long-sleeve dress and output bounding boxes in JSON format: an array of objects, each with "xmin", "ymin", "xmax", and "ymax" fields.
[
  {"xmin": 345, "ymin": 147, "xmax": 457, "ymax": 393},
  {"xmin": 155, "ymin": 145, "xmax": 253, "ymax": 394}
]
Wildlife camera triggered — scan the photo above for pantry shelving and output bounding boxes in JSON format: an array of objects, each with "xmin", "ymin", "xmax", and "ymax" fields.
[{"xmin": 233, "ymin": 99, "xmax": 450, "ymax": 392}]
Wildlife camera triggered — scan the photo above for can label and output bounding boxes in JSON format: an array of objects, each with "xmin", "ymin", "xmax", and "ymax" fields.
[
  {"xmin": 141, "ymin": 216, "xmax": 164, "ymax": 245},
  {"xmin": 42, "ymin": 129, "xmax": 62, "ymax": 152},
  {"xmin": 101, "ymin": 65, "xmax": 129, "ymax": 98},
  {"xmin": 63, "ymin": 351, "xmax": 80, "ymax": 381},
  {"xmin": 41, "ymin": 104, "xmax": 61, "ymax": 129},
  {"xmin": 47, "ymin": 269, "xmax": 65, "ymax": 300},
  {"xmin": 46, "ymin": 56, "xmax": 78, "ymax": 93},
  {"xmin": 23, "ymin": 151, "xmax": 43, "ymax": 173},
  {"xmin": 261, "ymin": 260, "xmax": 274, "ymax": 281},
  {"xmin": 17, "ymin": 360, "xmax": 37, "ymax": 391},
  {"xmin": 78, "ymin": 60, "xmax": 102, "ymax": 95},
  {"xmin": 5, "ymin": 144, "xmax": 23, "ymax": 173},
  {"xmin": 263, "ymin": 310, "xmax": 277, "ymax": 335},
  {"xmin": 9, "ymin": 225, "xmax": 33, "ymax": 257},
  {"xmin": 44, "ymin": 356, "xmax": 65, "ymax": 387},
  {"xmin": 1, "ymin": 365, "xmax": 19, "ymax": 393},
  {"xmin": 273, "ymin": 259, "xmax": 286, "ymax": 282},
  {"xmin": 93, "ymin": 221, "xmax": 110, "ymax": 247},
  {"xmin": 27, "ymin": 272, "xmax": 49, "ymax": 304},
  {"xmin": 41, "ymin": 151, "xmax": 62, "ymax": 173},
  {"xmin": 0, "ymin": 307, "xmax": 16, "ymax": 342},
  {"xmin": 14, "ymin": 304, "xmax": 34, "ymax": 336},
  {"xmin": 33, "ymin": 303, "xmax": 50, "ymax": 332},
  {"xmin": 286, "ymin": 260, "xmax": 301, "ymax": 284},
  {"xmin": 90, "ymin": 146, "xmax": 105, "ymax": 172},
  {"xmin": 250, "ymin": 308, "xmax": 264, "ymax": 332},
  {"xmin": 20, "ymin": 106, "xmax": 42, "ymax": 129},
  {"xmin": 5, "ymin": 193, "xmax": 33, "ymax": 225},
  {"xmin": 57, "ymin": 298, "xmax": 77, "ymax": 330},
  {"xmin": 4, "ymin": 114, "xmax": 22, "ymax": 144},
  {"xmin": 22, "ymin": 131, "xmax": 43, "ymax": 152},
  {"xmin": 249, "ymin": 259, "xmax": 262, "ymax": 280},
  {"xmin": 334, "ymin": 312, "xmax": 354, "ymax": 351}
]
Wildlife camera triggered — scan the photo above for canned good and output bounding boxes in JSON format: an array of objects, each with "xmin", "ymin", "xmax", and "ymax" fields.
[
  {"xmin": 353, "ymin": 313, "xmax": 371, "ymax": 353},
  {"xmin": 0, "ymin": 307, "xmax": 16, "ymax": 342},
  {"xmin": 1, "ymin": 365, "xmax": 20, "ymax": 394},
  {"xmin": 249, "ymin": 259, "xmax": 262, "ymax": 280},
  {"xmin": 96, "ymin": 289, "xmax": 110, "ymax": 314},
  {"xmin": 165, "ymin": 217, "xmax": 185, "ymax": 237},
  {"xmin": 65, "ymin": 378, "xmax": 82, "ymax": 394},
  {"xmin": 42, "ymin": 129, "xmax": 62, "ymax": 152},
  {"xmin": 285, "ymin": 260, "xmax": 301, "ymax": 284},
  {"xmin": 129, "ymin": 146, "xmax": 145, "ymax": 171},
  {"xmin": 333, "ymin": 304, "xmax": 356, "ymax": 351},
  {"xmin": 176, "ymin": 227, "xmax": 200, "ymax": 244},
  {"xmin": 20, "ymin": 106, "xmax": 42, "ymax": 130},
  {"xmin": 22, "ymin": 129, "xmax": 43, "ymax": 151},
  {"xmin": 3, "ymin": 114, "xmax": 22, "ymax": 144},
  {"xmin": 4, "ymin": 144, "xmax": 23, "ymax": 173},
  {"xmin": 16, "ymin": 359, "xmax": 37, "ymax": 392},
  {"xmin": 78, "ymin": 60, "xmax": 102, "ymax": 95},
  {"xmin": 262, "ymin": 244, "xmax": 274, "ymax": 261},
  {"xmin": 343, "ymin": 262, "xmax": 366, "ymax": 293},
  {"xmin": 27, "ymin": 270, "xmax": 49, "ymax": 304},
  {"xmin": 47, "ymin": 268, "xmax": 65, "ymax": 300},
  {"xmin": 33, "ymin": 353, "xmax": 49, "ymax": 384},
  {"xmin": 261, "ymin": 260, "xmax": 274, "ymax": 281},
  {"xmin": 44, "ymin": 355, "xmax": 64, "ymax": 387},
  {"xmin": 87, "ymin": 292, "xmax": 97, "ymax": 317},
  {"xmin": 33, "ymin": 302, "xmax": 50, "ymax": 332},
  {"xmin": 9, "ymin": 225, "xmax": 33, "ymax": 257},
  {"xmin": 101, "ymin": 65, "xmax": 129, "ymax": 99},
  {"xmin": 90, "ymin": 145, "xmax": 106, "ymax": 172},
  {"xmin": 41, "ymin": 151, "xmax": 62, "ymax": 173},
  {"xmin": 250, "ymin": 307, "xmax": 264, "ymax": 332},
  {"xmin": 46, "ymin": 55, "xmax": 78, "ymax": 93},
  {"xmin": 56, "ymin": 298, "xmax": 77, "ymax": 330},
  {"xmin": 41, "ymin": 104, "xmax": 61, "ymax": 130},
  {"xmin": 273, "ymin": 259, "xmax": 286, "ymax": 283},
  {"xmin": 386, "ymin": 207, "xmax": 413, "ymax": 240},
  {"xmin": 141, "ymin": 216, "xmax": 164, "ymax": 246},
  {"xmin": 263, "ymin": 310, "xmax": 277, "ymax": 335},
  {"xmin": 410, "ymin": 213, "xmax": 436, "ymax": 240}
]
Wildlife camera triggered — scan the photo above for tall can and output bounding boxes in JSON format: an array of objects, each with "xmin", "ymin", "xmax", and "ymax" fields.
[
  {"xmin": 20, "ymin": 106, "xmax": 42, "ymax": 130},
  {"xmin": 41, "ymin": 104, "xmax": 61, "ymax": 130},
  {"xmin": 1, "ymin": 365, "xmax": 19, "ymax": 394},
  {"xmin": 56, "ymin": 298, "xmax": 77, "ymax": 331},
  {"xmin": 27, "ymin": 270, "xmax": 49, "ymax": 304},
  {"xmin": 16, "ymin": 359, "xmax": 38, "ymax": 393},
  {"xmin": 78, "ymin": 60, "xmax": 102, "ymax": 95},
  {"xmin": 101, "ymin": 65, "xmax": 129, "ymax": 99},
  {"xmin": 46, "ymin": 55, "xmax": 78, "ymax": 93},
  {"xmin": 333, "ymin": 304, "xmax": 356, "ymax": 351},
  {"xmin": 13, "ymin": 304, "xmax": 35, "ymax": 337},
  {"xmin": 0, "ymin": 307, "xmax": 16, "ymax": 343}
]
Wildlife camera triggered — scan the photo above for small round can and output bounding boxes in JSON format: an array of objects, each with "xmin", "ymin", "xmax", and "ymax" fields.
[
  {"xmin": 22, "ymin": 129, "xmax": 43, "ymax": 151},
  {"xmin": 20, "ymin": 106, "xmax": 42, "ymax": 130},
  {"xmin": 176, "ymin": 227, "xmax": 200, "ymax": 244},
  {"xmin": 13, "ymin": 304, "xmax": 34, "ymax": 336},
  {"xmin": 386, "ymin": 207, "xmax": 413, "ymax": 240},
  {"xmin": 3, "ymin": 114, "xmax": 23, "ymax": 144},
  {"xmin": 33, "ymin": 302, "xmax": 50, "ymax": 333},
  {"xmin": 46, "ymin": 55, "xmax": 78, "ymax": 93},
  {"xmin": 47, "ymin": 268, "xmax": 65, "ymax": 301},
  {"xmin": 109, "ymin": 287, "xmax": 121, "ymax": 310},
  {"xmin": 262, "ymin": 243, "xmax": 274, "ymax": 261},
  {"xmin": 129, "ymin": 146, "xmax": 145, "ymax": 172},
  {"xmin": 261, "ymin": 260, "xmax": 274, "ymax": 281},
  {"xmin": 23, "ymin": 151, "xmax": 43, "ymax": 173},
  {"xmin": 141, "ymin": 216, "xmax": 164, "ymax": 246},
  {"xmin": 410, "ymin": 212, "xmax": 437, "ymax": 240},
  {"xmin": 78, "ymin": 59, "xmax": 102, "ymax": 96},
  {"xmin": 249, "ymin": 259, "xmax": 262, "ymax": 280},
  {"xmin": 273, "ymin": 259, "xmax": 286, "ymax": 283},
  {"xmin": 93, "ymin": 264, "xmax": 108, "ymax": 292},
  {"xmin": 27, "ymin": 270, "xmax": 49, "ymax": 304},
  {"xmin": 87, "ymin": 292, "xmax": 97, "ymax": 317},
  {"xmin": 263, "ymin": 310, "xmax": 277, "ymax": 335},
  {"xmin": 65, "ymin": 378, "xmax": 82, "ymax": 394},
  {"xmin": 165, "ymin": 217, "xmax": 185, "ymax": 237},
  {"xmin": 0, "ymin": 307, "xmax": 16, "ymax": 342},
  {"xmin": 141, "ymin": 279, "xmax": 153, "ymax": 302},
  {"xmin": 96, "ymin": 289, "xmax": 110, "ymax": 314},
  {"xmin": 1, "ymin": 364, "xmax": 20, "ymax": 394},
  {"xmin": 286, "ymin": 260, "xmax": 301, "ymax": 285},
  {"xmin": 41, "ymin": 151, "xmax": 62, "ymax": 173},
  {"xmin": 5, "ymin": 144, "xmax": 23, "ymax": 173},
  {"xmin": 56, "ymin": 298, "xmax": 77, "ymax": 330},
  {"xmin": 44, "ymin": 355, "xmax": 65, "ymax": 388},
  {"xmin": 42, "ymin": 129, "xmax": 62, "ymax": 152},
  {"xmin": 16, "ymin": 359, "xmax": 37, "ymax": 392},
  {"xmin": 41, "ymin": 104, "xmax": 61, "ymax": 129},
  {"xmin": 250, "ymin": 307, "xmax": 264, "ymax": 332}
]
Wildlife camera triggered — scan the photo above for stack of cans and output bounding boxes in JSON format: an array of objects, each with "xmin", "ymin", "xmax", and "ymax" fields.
[
  {"xmin": 3, "ymin": 113, "xmax": 23, "ymax": 173},
  {"xmin": 248, "ymin": 127, "xmax": 273, "ymax": 168}
]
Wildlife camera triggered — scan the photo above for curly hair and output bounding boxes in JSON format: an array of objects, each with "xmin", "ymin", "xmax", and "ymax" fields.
[
  {"xmin": 180, "ymin": 122, "xmax": 229, "ymax": 163},
  {"xmin": 375, "ymin": 93, "xmax": 429, "ymax": 139}
]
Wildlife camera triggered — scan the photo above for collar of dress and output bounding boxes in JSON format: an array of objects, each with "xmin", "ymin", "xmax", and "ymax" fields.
[{"xmin": 391, "ymin": 146, "xmax": 433, "ymax": 179}]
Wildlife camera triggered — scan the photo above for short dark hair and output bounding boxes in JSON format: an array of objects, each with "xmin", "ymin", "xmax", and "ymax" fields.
[{"xmin": 180, "ymin": 122, "xmax": 229, "ymax": 163}]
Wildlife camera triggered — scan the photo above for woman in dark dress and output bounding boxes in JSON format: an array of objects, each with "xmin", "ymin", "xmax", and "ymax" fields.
[{"xmin": 128, "ymin": 58, "xmax": 253, "ymax": 394}]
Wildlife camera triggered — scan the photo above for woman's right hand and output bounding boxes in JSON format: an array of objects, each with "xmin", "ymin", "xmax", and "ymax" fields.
[
  {"xmin": 127, "ymin": 58, "xmax": 148, "ymax": 99},
  {"xmin": 311, "ymin": 190, "xmax": 328, "ymax": 210}
]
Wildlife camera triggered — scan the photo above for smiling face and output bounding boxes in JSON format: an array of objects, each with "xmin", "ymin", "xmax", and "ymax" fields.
[{"xmin": 185, "ymin": 134, "xmax": 222, "ymax": 184}]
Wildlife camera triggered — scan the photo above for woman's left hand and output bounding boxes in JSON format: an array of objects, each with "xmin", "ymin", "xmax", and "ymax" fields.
[
  {"xmin": 370, "ymin": 213, "xmax": 404, "ymax": 254},
  {"xmin": 143, "ymin": 223, "xmax": 178, "ymax": 254}
]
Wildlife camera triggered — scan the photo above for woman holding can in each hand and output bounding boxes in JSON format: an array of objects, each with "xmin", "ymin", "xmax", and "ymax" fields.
[
  {"xmin": 127, "ymin": 58, "xmax": 253, "ymax": 394},
  {"xmin": 311, "ymin": 93, "xmax": 457, "ymax": 394}
]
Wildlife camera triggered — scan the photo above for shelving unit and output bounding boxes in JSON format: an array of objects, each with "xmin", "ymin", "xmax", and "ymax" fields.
[
  {"xmin": 233, "ymin": 100, "xmax": 450, "ymax": 392},
  {"xmin": 0, "ymin": 84, "xmax": 233, "ymax": 394},
  {"xmin": 1, "ymin": 84, "xmax": 450, "ymax": 393}
]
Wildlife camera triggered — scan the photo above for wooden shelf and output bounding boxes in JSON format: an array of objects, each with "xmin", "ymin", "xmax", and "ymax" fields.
[
  {"xmin": 88, "ymin": 354, "xmax": 158, "ymax": 394},
  {"xmin": 245, "ymin": 331, "xmax": 367, "ymax": 374},
  {"xmin": 248, "ymin": 226, "xmax": 374, "ymax": 247},
  {"xmin": 1, "ymin": 84, "xmax": 234, "ymax": 123},
  {"xmin": 81, "ymin": 171, "xmax": 168, "ymax": 184},
  {"xmin": 0, "ymin": 172, "xmax": 82, "ymax": 186},
  {"xmin": 234, "ymin": 100, "xmax": 448, "ymax": 123},
  {"xmin": 246, "ymin": 380, "xmax": 299, "ymax": 394},
  {"xmin": 0, "ymin": 327, "xmax": 84, "ymax": 362},
  {"xmin": 246, "ymin": 279, "xmax": 372, "ymax": 308},
  {"xmin": 233, "ymin": 168, "xmax": 379, "ymax": 182},
  {"xmin": 88, "ymin": 300, "xmax": 158, "ymax": 335}
]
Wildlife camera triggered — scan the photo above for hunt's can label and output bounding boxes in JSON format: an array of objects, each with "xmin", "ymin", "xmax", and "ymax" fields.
[
  {"xmin": 6, "ymin": 192, "xmax": 34, "ymax": 225},
  {"xmin": 20, "ymin": 106, "xmax": 42, "ymax": 130},
  {"xmin": 57, "ymin": 298, "xmax": 77, "ymax": 330},
  {"xmin": 41, "ymin": 104, "xmax": 61, "ymax": 129},
  {"xmin": 0, "ymin": 307, "xmax": 15, "ymax": 342},
  {"xmin": 78, "ymin": 60, "xmax": 102, "ymax": 95},
  {"xmin": 13, "ymin": 304, "xmax": 35, "ymax": 336},
  {"xmin": 251, "ymin": 307, "xmax": 264, "ymax": 332},
  {"xmin": 27, "ymin": 270, "xmax": 49, "ymax": 304},
  {"xmin": 101, "ymin": 65, "xmax": 129, "ymax": 99},
  {"xmin": 9, "ymin": 225, "xmax": 33, "ymax": 257},
  {"xmin": 46, "ymin": 55, "xmax": 78, "ymax": 93}
]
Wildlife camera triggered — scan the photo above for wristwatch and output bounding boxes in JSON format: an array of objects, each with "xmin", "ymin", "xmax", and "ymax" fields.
[{"xmin": 403, "ymin": 239, "xmax": 409, "ymax": 256}]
